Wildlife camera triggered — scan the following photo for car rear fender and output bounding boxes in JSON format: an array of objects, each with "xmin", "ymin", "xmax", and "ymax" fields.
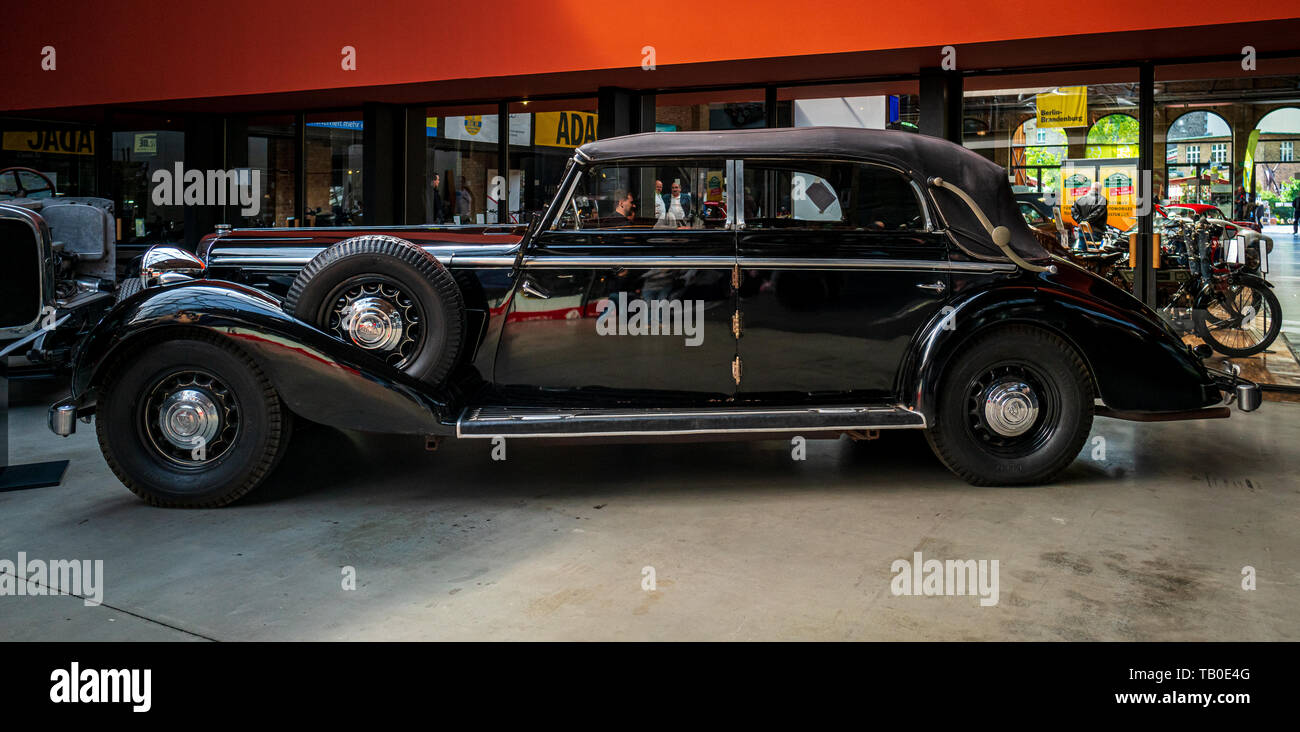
[{"xmin": 900, "ymin": 274, "xmax": 1220, "ymax": 422}]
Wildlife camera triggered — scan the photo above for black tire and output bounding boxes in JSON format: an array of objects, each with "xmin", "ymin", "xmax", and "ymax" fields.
[
  {"xmin": 283, "ymin": 235, "xmax": 464, "ymax": 385},
  {"xmin": 924, "ymin": 326, "xmax": 1093, "ymax": 486},
  {"xmin": 115, "ymin": 276, "xmax": 143, "ymax": 303},
  {"xmin": 1193, "ymin": 276, "xmax": 1281, "ymax": 357},
  {"xmin": 96, "ymin": 335, "xmax": 292, "ymax": 507}
]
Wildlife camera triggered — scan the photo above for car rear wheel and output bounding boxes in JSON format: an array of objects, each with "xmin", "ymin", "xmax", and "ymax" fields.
[
  {"xmin": 925, "ymin": 326, "xmax": 1093, "ymax": 486},
  {"xmin": 96, "ymin": 335, "xmax": 292, "ymax": 507},
  {"xmin": 283, "ymin": 235, "xmax": 465, "ymax": 385}
]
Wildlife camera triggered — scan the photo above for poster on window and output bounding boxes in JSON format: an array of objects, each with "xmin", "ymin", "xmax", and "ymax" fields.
[
  {"xmin": 443, "ymin": 114, "xmax": 531, "ymax": 146},
  {"xmin": 1036, "ymin": 87, "xmax": 1087, "ymax": 128}
]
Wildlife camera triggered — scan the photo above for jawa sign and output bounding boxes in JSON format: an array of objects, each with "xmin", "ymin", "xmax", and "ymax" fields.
[
  {"xmin": 3, "ymin": 129, "xmax": 94, "ymax": 156},
  {"xmin": 534, "ymin": 111, "xmax": 598, "ymax": 148}
]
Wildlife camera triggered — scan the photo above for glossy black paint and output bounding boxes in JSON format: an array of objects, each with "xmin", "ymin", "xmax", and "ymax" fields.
[
  {"xmin": 72, "ymin": 280, "xmax": 453, "ymax": 435},
  {"xmin": 903, "ymin": 261, "xmax": 1220, "ymax": 423},
  {"xmin": 737, "ymin": 229, "xmax": 951, "ymax": 400},
  {"xmin": 65, "ymin": 141, "xmax": 1228, "ymax": 438},
  {"xmin": 493, "ymin": 229, "xmax": 736, "ymax": 404}
]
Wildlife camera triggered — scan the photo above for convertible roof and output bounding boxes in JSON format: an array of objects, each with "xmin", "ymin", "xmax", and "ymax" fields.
[
  {"xmin": 576, "ymin": 127, "xmax": 1051, "ymax": 264},
  {"xmin": 577, "ymin": 127, "xmax": 952, "ymax": 168}
]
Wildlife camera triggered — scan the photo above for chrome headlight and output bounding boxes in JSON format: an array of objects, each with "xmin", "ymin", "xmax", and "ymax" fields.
[{"xmin": 140, "ymin": 246, "xmax": 205, "ymax": 287}]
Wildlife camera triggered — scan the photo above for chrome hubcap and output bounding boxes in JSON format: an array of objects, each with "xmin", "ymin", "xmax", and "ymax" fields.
[
  {"xmin": 982, "ymin": 380, "xmax": 1039, "ymax": 437},
  {"xmin": 158, "ymin": 389, "xmax": 221, "ymax": 450},
  {"xmin": 328, "ymin": 281, "xmax": 423, "ymax": 368},
  {"xmin": 341, "ymin": 296, "xmax": 404, "ymax": 351}
]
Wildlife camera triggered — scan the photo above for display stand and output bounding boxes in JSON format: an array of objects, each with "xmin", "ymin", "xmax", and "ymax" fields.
[{"xmin": 0, "ymin": 365, "xmax": 68, "ymax": 492}]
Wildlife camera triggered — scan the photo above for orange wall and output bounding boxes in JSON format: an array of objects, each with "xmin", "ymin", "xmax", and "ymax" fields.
[{"xmin": 2, "ymin": 0, "xmax": 1297, "ymax": 111}]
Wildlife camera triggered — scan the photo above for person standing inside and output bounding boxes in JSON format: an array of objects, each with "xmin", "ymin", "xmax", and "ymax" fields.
[
  {"xmin": 425, "ymin": 173, "xmax": 446, "ymax": 224},
  {"xmin": 1292, "ymin": 186, "xmax": 1300, "ymax": 235},
  {"xmin": 455, "ymin": 177, "xmax": 473, "ymax": 221},
  {"xmin": 1070, "ymin": 182, "xmax": 1109, "ymax": 250},
  {"xmin": 662, "ymin": 180, "xmax": 693, "ymax": 227},
  {"xmin": 1234, "ymin": 186, "xmax": 1249, "ymax": 221}
]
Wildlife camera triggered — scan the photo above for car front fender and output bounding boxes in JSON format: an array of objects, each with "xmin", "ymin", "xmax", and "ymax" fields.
[{"xmin": 70, "ymin": 279, "xmax": 456, "ymax": 435}]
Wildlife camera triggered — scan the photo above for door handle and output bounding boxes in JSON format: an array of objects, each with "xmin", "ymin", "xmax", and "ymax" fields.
[
  {"xmin": 916, "ymin": 281, "xmax": 946, "ymax": 293},
  {"xmin": 521, "ymin": 278, "xmax": 551, "ymax": 299}
]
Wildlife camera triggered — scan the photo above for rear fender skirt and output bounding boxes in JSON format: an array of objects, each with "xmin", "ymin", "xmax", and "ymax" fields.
[
  {"xmin": 72, "ymin": 280, "xmax": 454, "ymax": 435},
  {"xmin": 900, "ymin": 277, "xmax": 1219, "ymax": 421}
]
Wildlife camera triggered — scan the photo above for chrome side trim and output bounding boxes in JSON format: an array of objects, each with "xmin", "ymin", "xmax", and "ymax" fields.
[
  {"xmin": 522, "ymin": 255, "xmax": 735, "ymax": 269},
  {"xmin": 517, "ymin": 255, "xmax": 1016, "ymax": 273},
  {"xmin": 456, "ymin": 404, "xmax": 927, "ymax": 439},
  {"xmin": 207, "ymin": 246, "xmax": 521, "ymax": 269}
]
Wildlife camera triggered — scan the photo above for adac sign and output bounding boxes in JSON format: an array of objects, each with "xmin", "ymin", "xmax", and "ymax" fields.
[
  {"xmin": 534, "ymin": 111, "xmax": 598, "ymax": 148},
  {"xmin": 3, "ymin": 129, "xmax": 94, "ymax": 156}
]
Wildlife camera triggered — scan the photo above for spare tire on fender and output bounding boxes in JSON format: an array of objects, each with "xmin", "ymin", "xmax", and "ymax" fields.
[{"xmin": 283, "ymin": 234, "xmax": 465, "ymax": 385}]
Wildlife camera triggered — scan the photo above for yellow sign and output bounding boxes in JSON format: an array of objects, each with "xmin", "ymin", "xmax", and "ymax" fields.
[
  {"xmin": 1059, "ymin": 158, "xmax": 1138, "ymax": 231},
  {"xmin": 533, "ymin": 111, "xmax": 598, "ymax": 148},
  {"xmin": 1036, "ymin": 86, "xmax": 1088, "ymax": 128},
  {"xmin": 3, "ymin": 130, "xmax": 94, "ymax": 156}
]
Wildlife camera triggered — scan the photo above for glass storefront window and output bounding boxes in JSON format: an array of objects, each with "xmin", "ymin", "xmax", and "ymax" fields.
[
  {"xmin": 510, "ymin": 100, "xmax": 597, "ymax": 222},
  {"xmin": 304, "ymin": 113, "xmax": 362, "ymax": 226},
  {"xmin": 0, "ymin": 122, "xmax": 97, "ymax": 198},
  {"xmin": 111, "ymin": 127, "xmax": 185, "ymax": 244},
  {"xmin": 244, "ymin": 115, "xmax": 296, "ymax": 227},
  {"xmin": 656, "ymin": 89, "xmax": 768, "ymax": 133},
  {"xmin": 963, "ymin": 77, "xmax": 1141, "ymax": 294},
  {"xmin": 424, "ymin": 105, "xmax": 499, "ymax": 225},
  {"xmin": 775, "ymin": 82, "xmax": 918, "ymax": 133}
]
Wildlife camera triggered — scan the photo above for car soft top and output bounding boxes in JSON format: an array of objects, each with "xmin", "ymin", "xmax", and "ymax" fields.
[{"xmin": 576, "ymin": 127, "xmax": 1051, "ymax": 265}]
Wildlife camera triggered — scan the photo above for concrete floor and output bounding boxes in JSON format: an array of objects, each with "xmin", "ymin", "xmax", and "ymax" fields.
[{"xmin": 1, "ymin": 380, "xmax": 1298, "ymax": 641}]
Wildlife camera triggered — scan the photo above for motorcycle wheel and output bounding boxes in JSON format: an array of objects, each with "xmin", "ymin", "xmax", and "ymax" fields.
[{"xmin": 1193, "ymin": 276, "xmax": 1281, "ymax": 357}]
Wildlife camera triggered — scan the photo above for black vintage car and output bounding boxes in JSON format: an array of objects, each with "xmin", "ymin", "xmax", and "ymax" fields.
[
  {"xmin": 45, "ymin": 128, "xmax": 1259, "ymax": 507},
  {"xmin": 1, "ymin": 169, "xmax": 118, "ymax": 380}
]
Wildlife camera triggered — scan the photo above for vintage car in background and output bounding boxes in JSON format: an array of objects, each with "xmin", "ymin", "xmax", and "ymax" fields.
[
  {"xmin": 46, "ymin": 128, "xmax": 1260, "ymax": 507},
  {"xmin": 1, "ymin": 167, "xmax": 118, "ymax": 379}
]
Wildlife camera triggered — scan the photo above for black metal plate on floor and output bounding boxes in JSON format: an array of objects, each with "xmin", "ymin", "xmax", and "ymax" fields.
[{"xmin": 0, "ymin": 460, "xmax": 69, "ymax": 492}]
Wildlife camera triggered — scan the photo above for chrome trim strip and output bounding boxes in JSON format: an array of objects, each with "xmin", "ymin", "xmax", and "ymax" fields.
[
  {"xmin": 522, "ymin": 255, "xmax": 734, "ymax": 269},
  {"xmin": 207, "ymin": 245, "xmax": 521, "ymax": 269},
  {"xmin": 456, "ymin": 405, "xmax": 926, "ymax": 438},
  {"xmin": 734, "ymin": 159, "xmax": 746, "ymax": 230},
  {"xmin": 516, "ymin": 255, "xmax": 1016, "ymax": 272}
]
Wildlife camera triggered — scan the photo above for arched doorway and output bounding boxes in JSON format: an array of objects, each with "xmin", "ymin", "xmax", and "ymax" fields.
[
  {"xmin": 1010, "ymin": 117, "xmax": 1067, "ymax": 194},
  {"xmin": 1251, "ymin": 107, "xmax": 1300, "ymax": 225},
  {"xmin": 1166, "ymin": 110, "xmax": 1233, "ymax": 211},
  {"xmin": 1085, "ymin": 114, "xmax": 1139, "ymax": 159}
]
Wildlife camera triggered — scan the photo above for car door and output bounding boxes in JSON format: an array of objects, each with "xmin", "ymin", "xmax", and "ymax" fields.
[
  {"xmin": 735, "ymin": 158, "xmax": 950, "ymax": 402},
  {"xmin": 492, "ymin": 158, "xmax": 738, "ymax": 405}
]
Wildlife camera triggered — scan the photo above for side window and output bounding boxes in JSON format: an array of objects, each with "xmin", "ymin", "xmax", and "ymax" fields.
[
  {"xmin": 742, "ymin": 160, "xmax": 924, "ymax": 231},
  {"xmin": 1019, "ymin": 201, "xmax": 1047, "ymax": 225},
  {"xmin": 555, "ymin": 160, "xmax": 728, "ymax": 231}
]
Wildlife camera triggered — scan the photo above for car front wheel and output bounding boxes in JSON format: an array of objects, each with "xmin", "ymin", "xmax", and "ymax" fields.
[
  {"xmin": 96, "ymin": 335, "xmax": 292, "ymax": 507},
  {"xmin": 925, "ymin": 326, "xmax": 1093, "ymax": 486}
]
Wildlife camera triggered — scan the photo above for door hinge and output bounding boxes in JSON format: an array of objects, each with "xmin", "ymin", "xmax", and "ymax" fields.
[
  {"xmin": 731, "ymin": 311, "xmax": 742, "ymax": 339},
  {"xmin": 731, "ymin": 355, "xmax": 742, "ymax": 386},
  {"xmin": 731, "ymin": 263, "xmax": 742, "ymax": 290}
]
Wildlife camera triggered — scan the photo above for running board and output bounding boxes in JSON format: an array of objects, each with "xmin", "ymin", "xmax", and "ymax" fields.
[{"xmin": 456, "ymin": 404, "xmax": 926, "ymax": 438}]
